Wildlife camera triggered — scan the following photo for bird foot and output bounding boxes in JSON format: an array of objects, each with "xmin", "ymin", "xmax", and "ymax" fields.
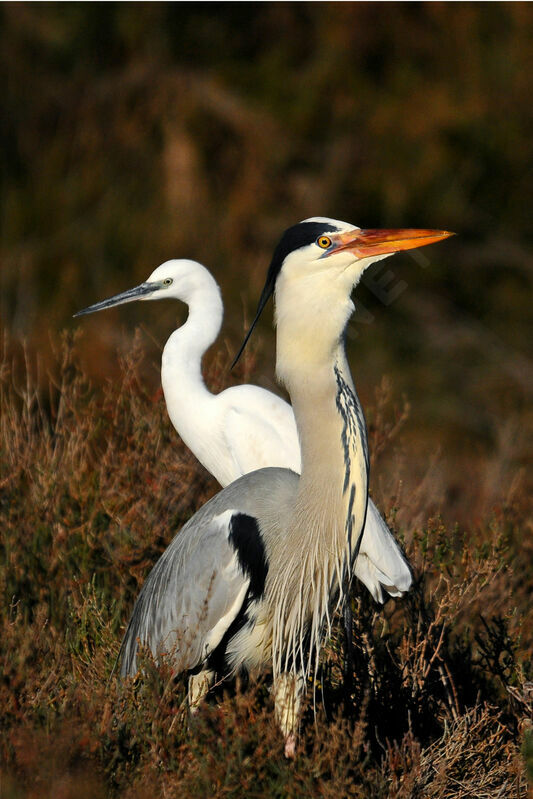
[{"xmin": 284, "ymin": 733, "xmax": 296, "ymax": 759}]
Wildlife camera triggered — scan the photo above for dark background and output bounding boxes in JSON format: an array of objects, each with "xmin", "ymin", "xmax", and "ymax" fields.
[
  {"xmin": 1, "ymin": 7, "xmax": 532, "ymax": 793},
  {"xmin": 1, "ymin": 2, "xmax": 532, "ymax": 520}
]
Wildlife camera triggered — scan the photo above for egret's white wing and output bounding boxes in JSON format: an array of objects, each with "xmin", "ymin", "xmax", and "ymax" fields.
[
  {"xmin": 354, "ymin": 500, "xmax": 412, "ymax": 602},
  {"xmin": 222, "ymin": 389, "xmax": 301, "ymax": 479}
]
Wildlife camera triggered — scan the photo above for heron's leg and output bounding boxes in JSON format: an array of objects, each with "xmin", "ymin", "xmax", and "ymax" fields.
[
  {"xmin": 188, "ymin": 668, "xmax": 214, "ymax": 713},
  {"xmin": 274, "ymin": 672, "xmax": 305, "ymax": 758},
  {"xmin": 342, "ymin": 574, "xmax": 354, "ymax": 715}
]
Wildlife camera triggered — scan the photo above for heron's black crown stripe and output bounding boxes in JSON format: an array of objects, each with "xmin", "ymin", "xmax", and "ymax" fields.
[
  {"xmin": 228, "ymin": 513, "xmax": 268, "ymax": 600},
  {"xmin": 231, "ymin": 220, "xmax": 338, "ymax": 368},
  {"xmin": 267, "ymin": 221, "xmax": 338, "ymax": 287}
]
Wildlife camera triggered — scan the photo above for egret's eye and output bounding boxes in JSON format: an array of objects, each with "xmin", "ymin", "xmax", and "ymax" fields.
[
  {"xmin": 317, "ymin": 236, "xmax": 332, "ymax": 249},
  {"xmin": 163, "ymin": 278, "xmax": 173, "ymax": 286}
]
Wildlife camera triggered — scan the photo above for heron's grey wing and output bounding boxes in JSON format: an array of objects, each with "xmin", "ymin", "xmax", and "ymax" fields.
[{"xmin": 120, "ymin": 509, "xmax": 262, "ymax": 677}]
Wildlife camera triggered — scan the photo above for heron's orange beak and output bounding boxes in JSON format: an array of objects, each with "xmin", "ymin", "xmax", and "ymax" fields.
[{"xmin": 330, "ymin": 228, "xmax": 454, "ymax": 258}]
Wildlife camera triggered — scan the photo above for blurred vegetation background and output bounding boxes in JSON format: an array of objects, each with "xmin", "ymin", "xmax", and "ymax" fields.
[
  {"xmin": 1, "ymin": 2, "xmax": 532, "ymax": 520},
  {"xmin": 1, "ymin": 6, "xmax": 533, "ymax": 795}
]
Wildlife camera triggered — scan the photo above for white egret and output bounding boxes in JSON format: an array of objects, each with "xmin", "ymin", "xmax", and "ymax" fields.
[
  {"xmin": 75, "ymin": 259, "xmax": 411, "ymax": 603},
  {"xmin": 77, "ymin": 218, "xmax": 452, "ymax": 755}
]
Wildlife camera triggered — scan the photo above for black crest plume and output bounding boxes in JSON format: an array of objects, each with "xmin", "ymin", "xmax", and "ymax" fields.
[{"xmin": 231, "ymin": 221, "xmax": 336, "ymax": 368}]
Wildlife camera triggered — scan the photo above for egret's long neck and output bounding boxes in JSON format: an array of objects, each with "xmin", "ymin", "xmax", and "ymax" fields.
[
  {"xmin": 160, "ymin": 278, "xmax": 223, "ymax": 434},
  {"xmin": 269, "ymin": 273, "xmax": 369, "ymax": 676}
]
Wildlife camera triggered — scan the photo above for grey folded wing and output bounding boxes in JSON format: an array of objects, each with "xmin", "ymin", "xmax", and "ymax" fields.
[{"xmin": 120, "ymin": 508, "xmax": 255, "ymax": 677}]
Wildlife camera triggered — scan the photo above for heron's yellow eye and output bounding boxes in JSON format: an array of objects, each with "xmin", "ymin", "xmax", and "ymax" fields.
[
  {"xmin": 317, "ymin": 236, "xmax": 332, "ymax": 249},
  {"xmin": 163, "ymin": 278, "xmax": 173, "ymax": 286}
]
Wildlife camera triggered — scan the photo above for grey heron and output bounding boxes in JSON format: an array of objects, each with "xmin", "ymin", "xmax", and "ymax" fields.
[
  {"xmin": 75, "ymin": 258, "xmax": 411, "ymax": 604},
  {"xmin": 80, "ymin": 218, "xmax": 452, "ymax": 755}
]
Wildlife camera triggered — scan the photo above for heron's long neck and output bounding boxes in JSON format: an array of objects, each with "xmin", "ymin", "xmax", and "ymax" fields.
[
  {"xmin": 281, "ymin": 338, "xmax": 369, "ymax": 566},
  {"xmin": 269, "ymin": 282, "xmax": 369, "ymax": 676},
  {"xmin": 161, "ymin": 285, "xmax": 223, "ymax": 436},
  {"xmin": 289, "ymin": 348, "xmax": 368, "ymax": 510}
]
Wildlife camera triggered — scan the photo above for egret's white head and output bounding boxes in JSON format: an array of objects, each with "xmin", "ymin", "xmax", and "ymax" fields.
[
  {"xmin": 74, "ymin": 259, "xmax": 218, "ymax": 318},
  {"xmin": 232, "ymin": 217, "xmax": 453, "ymax": 366}
]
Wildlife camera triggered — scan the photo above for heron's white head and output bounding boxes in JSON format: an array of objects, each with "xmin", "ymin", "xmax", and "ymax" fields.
[
  {"xmin": 232, "ymin": 217, "xmax": 453, "ymax": 367},
  {"xmin": 74, "ymin": 259, "xmax": 220, "ymax": 318},
  {"xmin": 272, "ymin": 216, "xmax": 454, "ymax": 300}
]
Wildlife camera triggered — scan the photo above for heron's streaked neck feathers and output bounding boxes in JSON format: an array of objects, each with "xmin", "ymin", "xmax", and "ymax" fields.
[{"xmin": 268, "ymin": 272, "xmax": 369, "ymax": 677}]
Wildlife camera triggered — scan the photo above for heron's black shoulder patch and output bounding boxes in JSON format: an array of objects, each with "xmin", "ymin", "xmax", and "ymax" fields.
[{"xmin": 228, "ymin": 513, "xmax": 268, "ymax": 600}]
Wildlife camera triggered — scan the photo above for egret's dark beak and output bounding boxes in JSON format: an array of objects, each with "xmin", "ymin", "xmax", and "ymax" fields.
[
  {"xmin": 74, "ymin": 282, "xmax": 155, "ymax": 317},
  {"xmin": 328, "ymin": 228, "xmax": 455, "ymax": 259}
]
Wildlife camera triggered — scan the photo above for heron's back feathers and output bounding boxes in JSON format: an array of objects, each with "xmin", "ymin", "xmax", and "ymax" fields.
[{"xmin": 120, "ymin": 468, "xmax": 298, "ymax": 678}]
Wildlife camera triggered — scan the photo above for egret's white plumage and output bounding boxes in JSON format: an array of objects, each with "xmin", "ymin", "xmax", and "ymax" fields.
[
  {"xmin": 76, "ymin": 218, "xmax": 452, "ymax": 753},
  {"xmin": 155, "ymin": 260, "xmax": 300, "ymax": 488},
  {"xmin": 76, "ymin": 257, "xmax": 411, "ymax": 602}
]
